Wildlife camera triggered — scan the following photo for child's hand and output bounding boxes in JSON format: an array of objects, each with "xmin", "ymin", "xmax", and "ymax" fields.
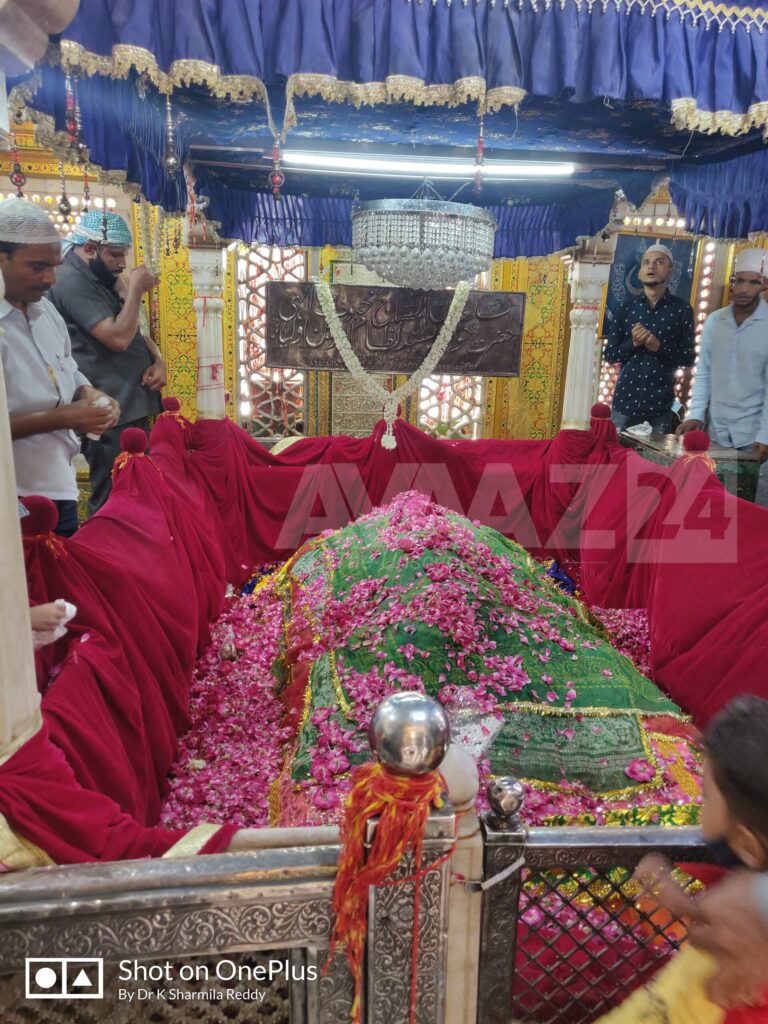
[{"xmin": 634, "ymin": 854, "xmax": 697, "ymax": 918}]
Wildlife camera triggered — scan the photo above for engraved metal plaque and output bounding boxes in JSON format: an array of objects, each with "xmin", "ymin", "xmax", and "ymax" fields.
[{"xmin": 266, "ymin": 283, "xmax": 524, "ymax": 376}]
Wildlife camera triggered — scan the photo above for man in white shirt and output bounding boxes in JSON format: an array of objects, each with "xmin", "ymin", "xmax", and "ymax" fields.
[
  {"xmin": 678, "ymin": 248, "xmax": 768, "ymax": 504},
  {"xmin": 0, "ymin": 198, "xmax": 119, "ymax": 536}
]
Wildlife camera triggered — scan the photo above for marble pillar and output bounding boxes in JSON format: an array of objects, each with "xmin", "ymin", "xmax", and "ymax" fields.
[
  {"xmin": 185, "ymin": 217, "xmax": 227, "ymax": 419},
  {"xmin": 561, "ymin": 260, "xmax": 611, "ymax": 430}
]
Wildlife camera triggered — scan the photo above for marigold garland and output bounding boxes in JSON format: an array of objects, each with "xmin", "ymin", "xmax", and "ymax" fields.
[{"xmin": 325, "ymin": 760, "xmax": 446, "ymax": 1024}]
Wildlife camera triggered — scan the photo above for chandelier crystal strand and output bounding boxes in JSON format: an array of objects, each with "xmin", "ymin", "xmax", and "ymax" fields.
[
  {"xmin": 316, "ymin": 280, "xmax": 471, "ymax": 449},
  {"xmin": 352, "ymin": 199, "xmax": 496, "ymax": 290}
]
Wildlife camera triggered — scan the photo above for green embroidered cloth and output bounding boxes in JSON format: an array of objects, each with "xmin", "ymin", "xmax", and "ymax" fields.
[{"xmin": 271, "ymin": 492, "xmax": 686, "ymax": 803}]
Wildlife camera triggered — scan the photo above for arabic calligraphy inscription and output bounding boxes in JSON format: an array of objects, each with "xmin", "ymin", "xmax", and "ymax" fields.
[{"xmin": 266, "ymin": 283, "xmax": 524, "ymax": 377}]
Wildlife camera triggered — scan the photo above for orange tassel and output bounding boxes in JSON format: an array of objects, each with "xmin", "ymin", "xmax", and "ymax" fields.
[
  {"xmin": 682, "ymin": 451, "xmax": 716, "ymax": 474},
  {"xmin": 324, "ymin": 761, "xmax": 445, "ymax": 1024},
  {"xmin": 111, "ymin": 451, "xmax": 163, "ymax": 482}
]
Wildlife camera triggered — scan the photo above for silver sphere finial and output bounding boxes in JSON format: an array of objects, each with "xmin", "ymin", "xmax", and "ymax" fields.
[
  {"xmin": 369, "ymin": 692, "xmax": 450, "ymax": 775},
  {"xmin": 486, "ymin": 777, "xmax": 525, "ymax": 830}
]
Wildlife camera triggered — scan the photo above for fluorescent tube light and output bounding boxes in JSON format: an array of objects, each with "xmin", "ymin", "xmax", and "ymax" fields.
[{"xmin": 281, "ymin": 151, "xmax": 575, "ymax": 178}]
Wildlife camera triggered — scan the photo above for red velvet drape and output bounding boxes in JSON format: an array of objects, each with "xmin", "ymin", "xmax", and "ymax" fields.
[{"xmin": 2, "ymin": 410, "xmax": 766, "ymax": 864}]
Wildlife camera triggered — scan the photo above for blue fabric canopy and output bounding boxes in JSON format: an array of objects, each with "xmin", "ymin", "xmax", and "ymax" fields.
[
  {"xmin": 670, "ymin": 148, "xmax": 768, "ymax": 239},
  {"xmin": 52, "ymin": 0, "xmax": 768, "ymax": 135},
  {"xmin": 12, "ymin": 0, "xmax": 768, "ymax": 249}
]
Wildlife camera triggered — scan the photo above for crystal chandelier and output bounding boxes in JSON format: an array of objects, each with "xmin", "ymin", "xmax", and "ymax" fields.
[{"xmin": 351, "ymin": 198, "xmax": 497, "ymax": 290}]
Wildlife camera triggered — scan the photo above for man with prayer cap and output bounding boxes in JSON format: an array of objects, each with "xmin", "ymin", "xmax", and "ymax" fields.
[
  {"xmin": 679, "ymin": 247, "xmax": 768, "ymax": 502},
  {"xmin": 604, "ymin": 242, "xmax": 695, "ymax": 434},
  {"xmin": 49, "ymin": 209, "xmax": 165, "ymax": 513},
  {"xmin": 0, "ymin": 197, "xmax": 119, "ymax": 536}
]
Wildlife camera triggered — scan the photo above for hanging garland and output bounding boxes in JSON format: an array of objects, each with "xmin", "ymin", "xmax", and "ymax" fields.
[
  {"xmin": 138, "ymin": 197, "xmax": 165, "ymax": 277},
  {"xmin": 317, "ymin": 280, "xmax": 471, "ymax": 449}
]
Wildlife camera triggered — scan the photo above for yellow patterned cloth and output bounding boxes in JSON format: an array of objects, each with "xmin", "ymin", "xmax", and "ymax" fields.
[{"xmin": 595, "ymin": 947, "xmax": 723, "ymax": 1024}]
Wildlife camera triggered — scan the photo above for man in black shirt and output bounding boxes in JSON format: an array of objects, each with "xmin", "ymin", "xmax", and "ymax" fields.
[
  {"xmin": 604, "ymin": 243, "xmax": 695, "ymax": 434},
  {"xmin": 49, "ymin": 211, "xmax": 166, "ymax": 514}
]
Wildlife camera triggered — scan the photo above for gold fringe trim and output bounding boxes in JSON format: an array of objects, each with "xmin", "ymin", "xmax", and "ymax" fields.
[
  {"xmin": 284, "ymin": 72, "xmax": 523, "ymax": 132},
  {"xmin": 0, "ymin": 813, "xmax": 55, "ymax": 871},
  {"xmin": 671, "ymin": 97, "xmax": 768, "ymax": 137},
  {"xmin": 56, "ymin": 40, "xmax": 267, "ymax": 103},
  {"xmin": 162, "ymin": 822, "xmax": 225, "ymax": 858},
  {"xmin": 52, "ymin": 40, "xmax": 279, "ymax": 142},
  {"xmin": 0, "ymin": 708, "xmax": 43, "ymax": 768}
]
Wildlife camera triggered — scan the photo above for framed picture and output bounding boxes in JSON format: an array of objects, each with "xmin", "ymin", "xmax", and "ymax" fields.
[{"xmin": 599, "ymin": 234, "xmax": 700, "ymax": 338}]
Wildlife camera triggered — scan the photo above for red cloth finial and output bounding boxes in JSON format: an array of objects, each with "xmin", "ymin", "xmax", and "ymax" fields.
[
  {"xmin": 682, "ymin": 430, "xmax": 710, "ymax": 453},
  {"xmin": 162, "ymin": 396, "xmax": 181, "ymax": 412},
  {"xmin": 590, "ymin": 403, "xmax": 612, "ymax": 420},
  {"xmin": 120, "ymin": 428, "xmax": 149, "ymax": 454},
  {"xmin": 19, "ymin": 496, "xmax": 59, "ymax": 536}
]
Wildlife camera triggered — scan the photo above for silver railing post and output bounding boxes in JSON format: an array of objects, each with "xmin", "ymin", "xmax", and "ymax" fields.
[
  {"xmin": 364, "ymin": 691, "xmax": 456, "ymax": 1024},
  {"xmin": 476, "ymin": 777, "xmax": 528, "ymax": 1024}
]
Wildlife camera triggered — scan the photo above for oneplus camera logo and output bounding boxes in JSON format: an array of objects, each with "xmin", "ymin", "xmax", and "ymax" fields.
[{"xmin": 25, "ymin": 958, "xmax": 104, "ymax": 999}]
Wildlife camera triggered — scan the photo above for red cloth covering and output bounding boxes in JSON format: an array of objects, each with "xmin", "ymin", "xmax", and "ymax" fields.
[
  {"xmin": 5, "ymin": 407, "xmax": 768, "ymax": 865},
  {"xmin": 2, "ymin": 448, "xmax": 232, "ymax": 861}
]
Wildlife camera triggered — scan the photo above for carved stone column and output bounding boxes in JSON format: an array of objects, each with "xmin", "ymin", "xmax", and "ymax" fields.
[
  {"xmin": 0, "ymin": 358, "xmax": 40, "ymax": 751},
  {"xmin": 184, "ymin": 216, "xmax": 227, "ymax": 419},
  {"xmin": 560, "ymin": 260, "xmax": 612, "ymax": 430}
]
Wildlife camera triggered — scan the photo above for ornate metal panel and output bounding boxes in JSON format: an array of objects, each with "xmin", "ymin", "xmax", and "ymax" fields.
[
  {"xmin": 0, "ymin": 812, "xmax": 455, "ymax": 1024},
  {"xmin": 266, "ymin": 284, "xmax": 524, "ymax": 377},
  {"xmin": 367, "ymin": 807, "xmax": 455, "ymax": 1024},
  {"xmin": 236, "ymin": 244, "xmax": 307, "ymax": 437},
  {"xmin": 477, "ymin": 825, "xmax": 713, "ymax": 1024}
]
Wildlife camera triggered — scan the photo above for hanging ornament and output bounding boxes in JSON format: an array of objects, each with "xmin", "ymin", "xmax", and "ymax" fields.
[
  {"xmin": 164, "ymin": 215, "xmax": 171, "ymax": 258},
  {"xmin": 72, "ymin": 76, "xmax": 88, "ymax": 161},
  {"xmin": 173, "ymin": 217, "xmax": 181, "ymax": 253},
  {"xmin": 474, "ymin": 116, "xmax": 485, "ymax": 194},
  {"xmin": 688, "ymin": 240, "xmax": 697, "ymax": 276},
  {"xmin": 9, "ymin": 135, "xmax": 26, "ymax": 198},
  {"xmin": 101, "ymin": 188, "xmax": 108, "ymax": 243},
  {"xmin": 65, "ymin": 75, "xmax": 78, "ymax": 151},
  {"xmin": 269, "ymin": 142, "xmax": 285, "ymax": 200},
  {"xmin": 82, "ymin": 165, "xmax": 91, "ymax": 213},
  {"xmin": 163, "ymin": 93, "xmax": 180, "ymax": 179},
  {"xmin": 58, "ymin": 162, "xmax": 72, "ymax": 217},
  {"xmin": 185, "ymin": 171, "xmax": 198, "ymax": 247}
]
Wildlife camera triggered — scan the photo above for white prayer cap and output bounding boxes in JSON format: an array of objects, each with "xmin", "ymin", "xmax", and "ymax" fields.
[
  {"xmin": 644, "ymin": 242, "xmax": 674, "ymax": 261},
  {"xmin": 0, "ymin": 197, "xmax": 61, "ymax": 246},
  {"xmin": 733, "ymin": 248, "xmax": 767, "ymax": 276}
]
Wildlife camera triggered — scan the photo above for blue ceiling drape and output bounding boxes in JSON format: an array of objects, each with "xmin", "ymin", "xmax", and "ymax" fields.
[
  {"xmin": 53, "ymin": 0, "xmax": 768, "ymax": 134},
  {"xmin": 193, "ymin": 168, "xmax": 628, "ymax": 257},
  {"xmin": 670, "ymin": 148, "xmax": 768, "ymax": 239},
  {"xmin": 12, "ymin": 0, "xmax": 768, "ymax": 250}
]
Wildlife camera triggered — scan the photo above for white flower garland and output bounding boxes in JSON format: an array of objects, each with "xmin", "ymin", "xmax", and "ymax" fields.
[
  {"xmin": 317, "ymin": 280, "xmax": 471, "ymax": 448},
  {"xmin": 139, "ymin": 198, "xmax": 165, "ymax": 278}
]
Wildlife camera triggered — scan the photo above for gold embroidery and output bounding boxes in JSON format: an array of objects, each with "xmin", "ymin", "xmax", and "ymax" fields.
[
  {"xmin": 0, "ymin": 813, "xmax": 54, "ymax": 871},
  {"xmin": 162, "ymin": 823, "xmax": 224, "ymax": 858},
  {"xmin": 285, "ymin": 73, "xmax": 495, "ymax": 130}
]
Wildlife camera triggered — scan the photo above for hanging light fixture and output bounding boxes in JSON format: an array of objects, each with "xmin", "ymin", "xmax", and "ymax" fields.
[{"xmin": 352, "ymin": 197, "xmax": 497, "ymax": 290}]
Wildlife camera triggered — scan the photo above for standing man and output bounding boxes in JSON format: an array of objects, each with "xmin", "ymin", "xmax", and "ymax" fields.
[
  {"xmin": 604, "ymin": 242, "xmax": 695, "ymax": 433},
  {"xmin": 0, "ymin": 198, "xmax": 119, "ymax": 536},
  {"xmin": 48, "ymin": 209, "xmax": 166, "ymax": 514},
  {"xmin": 678, "ymin": 249, "xmax": 768, "ymax": 465}
]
